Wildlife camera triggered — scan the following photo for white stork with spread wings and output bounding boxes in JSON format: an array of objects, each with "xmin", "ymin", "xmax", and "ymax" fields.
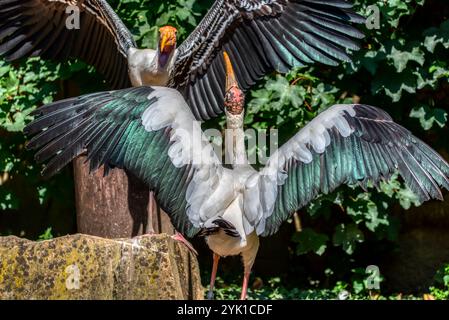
[
  {"xmin": 24, "ymin": 53, "xmax": 449, "ymax": 299},
  {"xmin": 0, "ymin": 0, "xmax": 365, "ymax": 120}
]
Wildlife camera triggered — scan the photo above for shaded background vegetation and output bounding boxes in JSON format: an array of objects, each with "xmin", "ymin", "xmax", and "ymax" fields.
[{"xmin": 1, "ymin": 0, "xmax": 449, "ymax": 299}]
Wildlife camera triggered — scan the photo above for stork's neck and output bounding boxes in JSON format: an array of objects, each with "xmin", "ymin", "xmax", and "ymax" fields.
[
  {"xmin": 225, "ymin": 110, "xmax": 247, "ymax": 167},
  {"xmin": 155, "ymin": 46, "xmax": 177, "ymax": 73},
  {"xmin": 127, "ymin": 48, "xmax": 175, "ymax": 87}
]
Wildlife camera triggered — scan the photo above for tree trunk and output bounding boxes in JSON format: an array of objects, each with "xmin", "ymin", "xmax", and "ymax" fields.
[{"xmin": 74, "ymin": 156, "xmax": 174, "ymax": 239}]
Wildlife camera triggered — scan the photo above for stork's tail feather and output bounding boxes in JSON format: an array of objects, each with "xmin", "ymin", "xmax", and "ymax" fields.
[{"xmin": 198, "ymin": 219, "xmax": 240, "ymax": 238}]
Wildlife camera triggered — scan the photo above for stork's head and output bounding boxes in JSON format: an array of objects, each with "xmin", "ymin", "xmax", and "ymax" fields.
[
  {"xmin": 223, "ymin": 52, "xmax": 245, "ymax": 115},
  {"xmin": 158, "ymin": 26, "xmax": 178, "ymax": 68}
]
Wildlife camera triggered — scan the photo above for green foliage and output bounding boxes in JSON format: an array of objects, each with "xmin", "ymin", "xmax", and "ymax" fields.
[
  {"xmin": 0, "ymin": 59, "xmax": 61, "ymax": 226},
  {"xmin": 111, "ymin": 0, "xmax": 212, "ymax": 47},
  {"xmin": 211, "ymin": 265, "xmax": 449, "ymax": 300},
  {"xmin": 429, "ymin": 264, "xmax": 449, "ymax": 300},
  {"xmin": 0, "ymin": 59, "xmax": 57, "ymax": 132},
  {"xmin": 350, "ymin": 267, "xmax": 383, "ymax": 295},
  {"xmin": 333, "ymin": 224, "xmax": 365, "ymax": 255},
  {"xmin": 292, "ymin": 228, "xmax": 328, "ymax": 256},
  {"xmin": 210, "ymin": 276, "xmax": 427, "ymax": 300},
  {"xmin": 210, "ymin": 276, "xmax": 342, "ymax": 300},
  {"xmin": 410, "ymin": 105, "xmax": 447, "ymax": 130},
  {"xmin": 38, "ymin": 227, "xmax": 54, "ymax": 241}
]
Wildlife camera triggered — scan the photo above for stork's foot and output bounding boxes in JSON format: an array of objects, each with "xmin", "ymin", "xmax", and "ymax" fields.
[
  {"xmin": 172, "ymin": 232, "xmax": 198, "ymax": 256},
  {"xmin": 207, "ymin": 290, "xmax": 215, "ymax": 300}
]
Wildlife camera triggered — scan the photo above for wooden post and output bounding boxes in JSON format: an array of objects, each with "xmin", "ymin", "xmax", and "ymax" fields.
[{"xmin": 74, "ymin": 156, "xmax": 174, "ymax": 239}]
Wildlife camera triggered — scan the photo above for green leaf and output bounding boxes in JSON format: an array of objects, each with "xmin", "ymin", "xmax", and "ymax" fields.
[
  {"xmin": 307, "ymin": 192, "xmax": 342, "ymax": 220},
  {"xmin": 38, "ymin": 228, "xmax": 54, "ymax": 241},
  {"xmin": 423, "ymin": 20, "xmax": 449, "ymax": 53},
  {"xmin": 372, "ymin": 67, "xmax": 418, "ymax": 102},
  {"xmin": 388, "ymin": 45, "xmax": 425, "ymax": 73},
  {"xmin": 332, "ymin": 224, "xmax": 364, "ymax": 255},
  {"xmin": 410, "ymin": 105, "xmax": 448, "ymax": 131},
  {"xmin": 0, "ymin": 189, "xmax": 19, "ymax": 211},
  {"xmin": 37, "ymin": 187, "xmax": 48, "ymax": 205},
  {"xmin": 345, "ymin": 193, "xmax": 389, "ymax": 232},
  {"xmin": 292, "ymin": 228, "xmax": 329, "ymax": 256},
  {"xmin": 397, "ymin": 188, "xmax": 421, "ymax": 210}
]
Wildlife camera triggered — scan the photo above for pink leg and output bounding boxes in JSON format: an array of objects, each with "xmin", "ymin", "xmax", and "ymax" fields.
[
  {"xmin": 171, "ymin": 232, "xmax": 198, "ymax": 256},
  {"xmin": 207, "ymin": 253, "xmax": 220, "ymax": 300},
  {"xmin": 240, "ymin": 271, "xmax": 251, "ymax": 300}
]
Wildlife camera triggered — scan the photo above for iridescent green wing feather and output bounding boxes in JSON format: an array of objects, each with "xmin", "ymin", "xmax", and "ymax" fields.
[
  {"xmin": 24, "ymin": 87, "xmax": 200, "ymax": 237},
  {"xmin": 243, "ymin": 104, "xmax": 449, "ymax": 236}
]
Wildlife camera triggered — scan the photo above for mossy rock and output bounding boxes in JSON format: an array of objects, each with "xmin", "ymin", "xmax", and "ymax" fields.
[{"xmin": 0, "ymin": 234, "xmax": 203, "ymax": 300}]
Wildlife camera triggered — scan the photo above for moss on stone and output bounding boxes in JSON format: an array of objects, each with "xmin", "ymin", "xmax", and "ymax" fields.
[{"xmin": 0, "ymin": 234, "xmax": 203, "ymax": 300}]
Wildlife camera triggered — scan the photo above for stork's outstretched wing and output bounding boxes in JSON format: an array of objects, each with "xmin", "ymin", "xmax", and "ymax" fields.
[
  {"xmin": 24, "ymin": 87, "xmax": 228, "ymax": 237},
  {"xmin": 244, "ymin": 104, "xmax": 449, "ymax": 236},
  {"xmin": 171, "ymin": 0, "xmax": 365, "ymax": 120},
  {"xmin": 0, "ymin": 0, "xmax": 136, "ymax": 89}
]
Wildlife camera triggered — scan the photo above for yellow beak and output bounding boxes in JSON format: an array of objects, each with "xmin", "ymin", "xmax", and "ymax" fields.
[
  {"xmin": 223, "ymin": 51, "xmax": 238, "ymax": 92},
  {"xmin": 160, "ymin": 33, "xmax": 170, "ymax": 53}
]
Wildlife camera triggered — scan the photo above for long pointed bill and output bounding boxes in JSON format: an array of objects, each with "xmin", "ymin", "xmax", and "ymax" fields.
[
  {"xmin": 223, "ymin": 51, "xmax": 239, "ymax": 92},
  {"xmin": 160, "ymin": 33, "xmax": 171, "ymax": 54}
]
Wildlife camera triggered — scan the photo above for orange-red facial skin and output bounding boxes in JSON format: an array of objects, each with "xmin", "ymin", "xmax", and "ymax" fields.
[
  {"xmin": 159, "ymin": 26, "xmax": 177, "ymax": 34},
  {"xmin": 159, "ymin": 26, "xmax": 177, "ymax": 54},
  {"xmin": 225, "ymin": 86, "xmax": 245, "ymax": 115}
]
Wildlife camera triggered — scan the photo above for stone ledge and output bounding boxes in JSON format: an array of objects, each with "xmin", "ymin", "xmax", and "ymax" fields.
[{"xmin": 0, "ymin": 234, "xmax": 203, "ymax": 300}]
